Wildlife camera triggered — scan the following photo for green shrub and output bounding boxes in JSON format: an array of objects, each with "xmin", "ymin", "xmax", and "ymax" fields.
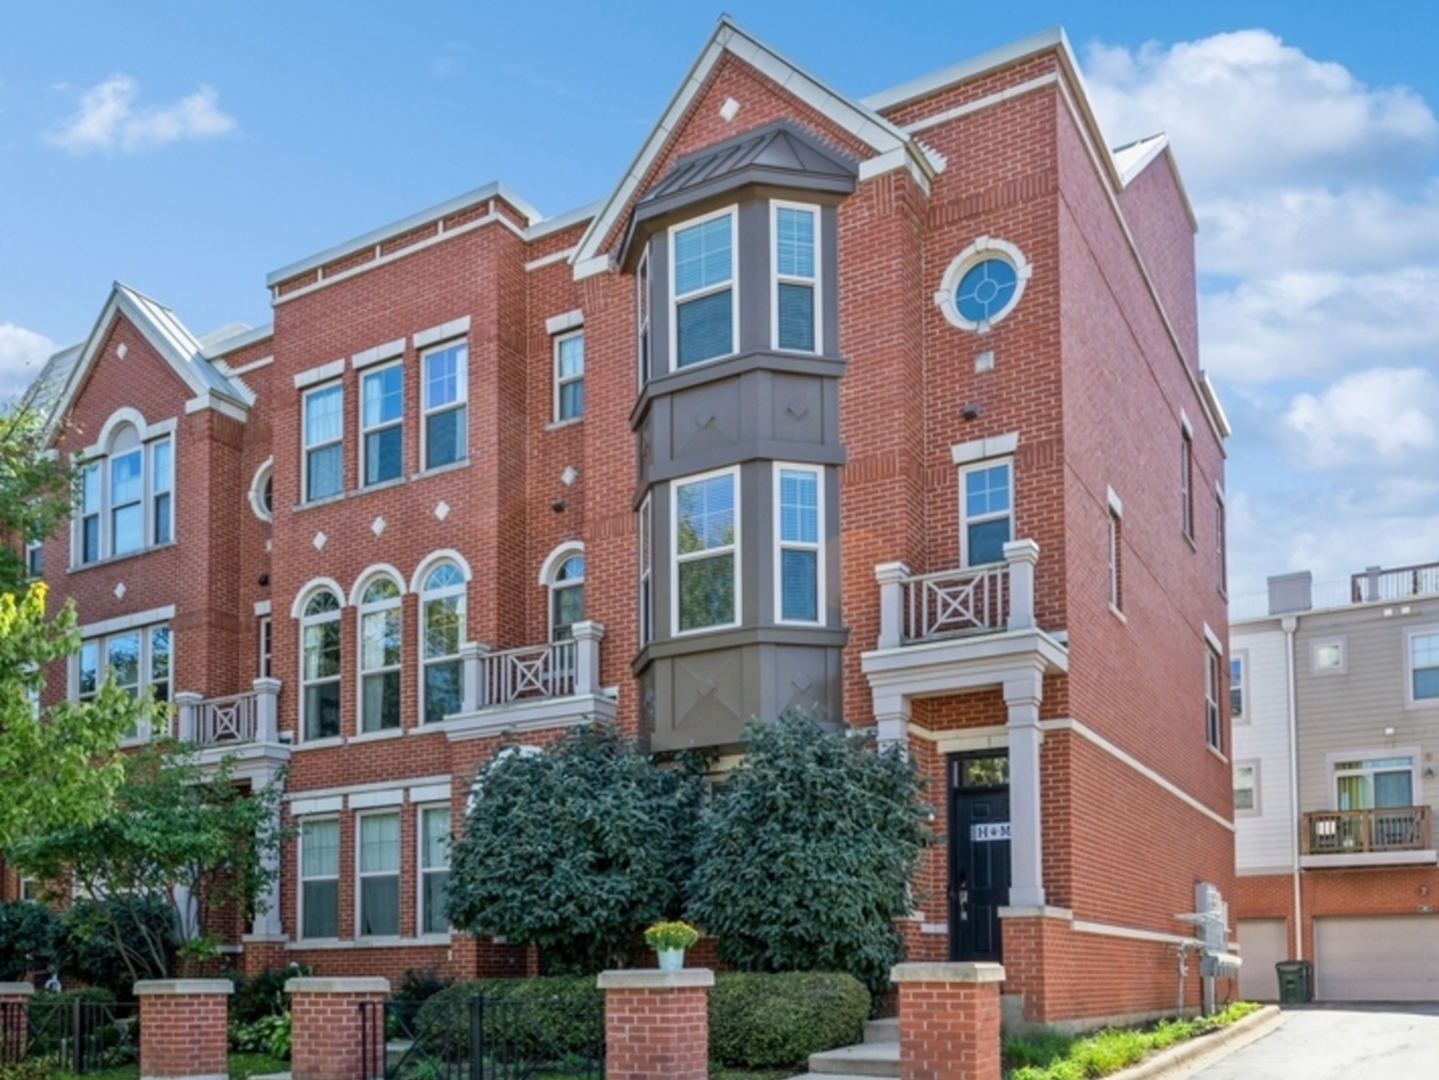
[
  {"xmin": 57, "ymin": 896, "xmax": 175, "ymax": 995},
  {"xmin": 395, "ymin": 967, "xmax": 453, "ymax": 1007},
  {"xmin": 708, "ymin": 972, "xmax": 870, "ymax": 1069},
  {"xmin": 231, "ymin": 963, "xmax": 312, "ymax": 1023},
  {"xmin": 0, "ymin": 1059, "xmax": 53, "ymax": 1080},
  {"xmin": 413, "ymin": 976, "xmax": 604, "ymax": 1062},
  {"xmin": 0, "ymin": 901, "xmax": 60, "ymax": 979},
  {"xmin": 230, "ymin": 1012, "xmax": 291, "ymax": 1060}
]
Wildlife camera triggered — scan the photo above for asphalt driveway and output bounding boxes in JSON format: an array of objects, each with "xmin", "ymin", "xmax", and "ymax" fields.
[{"xmin": 1184, "ymin": 1004, "xmax": 1439, "ymax": 1080}]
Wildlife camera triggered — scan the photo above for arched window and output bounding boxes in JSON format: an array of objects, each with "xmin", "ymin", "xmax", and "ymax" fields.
[
  {"xmin": 421, "ymin": 563, "xmax": 465, "ymax": 725},
  {"xmin": 301, "ymin": 589, "xmax": 342, "ymax": 740},
  {"xmin": 549, "ymin": 553, "xmax": 585, "ymax": 641},
  {"xmin": 358, "ymin": 576, "xmax": 402, "ymax": 733},
  {"xmin": 77, "ymin": 413, "xmax": 173, "ymax": 564}
]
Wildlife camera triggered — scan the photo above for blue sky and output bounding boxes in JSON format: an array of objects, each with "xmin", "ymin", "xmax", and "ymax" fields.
[{"xmin": 2, "ymin": 1, "xmax": 1436, "ymax": 605}]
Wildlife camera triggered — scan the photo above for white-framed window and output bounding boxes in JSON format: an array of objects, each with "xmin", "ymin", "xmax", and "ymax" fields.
[
  {"xmin": 636, "ymin": 250, "xmax": 651, "ymax": 386},
  {"xmin": 1233, "ymin": 761, "xmax": 1259, "ymax": 815},
  {"xmin": 1205, "ymin": 646, "xmax": 1222, "ymax": 752},
  {"xmin": 1334, "ymin": 754, "xmax": 1416, "ymax": 810},
  {"xmin": 357, "ymin": 811, "xmax": 400, "ymax": 937},
  {"xmin": 772, "ymin": 202, "xmax": 819, "ymax": 353},
  {"xmin": 303, "ymin": 383, "xmax": 343, "ymax": 502},
  {"xmin": 554, "ymin": 331, "xmax": 584, "ymax": 422},
  {"xmin": 1107, "ymin": 506, "xmax": 1123, "ymax": 611},
  {"xmin": 670, "ymin": 208, "xmax": 737, "ymax": 370},
  {"xmin": 301, "ymin": 589, "xmax": 342, "ymax": 740},
  {"xmin": 299, "ymin": 817, "xmax": 339, "ymax": 939},
  {"xmin": 76, "ymin": 426, "xmax": 174, "ymax": 565},
  {"xmin": 934, "ymin": 236, "xmax": 1032, "ymax": 333},
  {"xmin": 259, "ymin": 616, "xmax": 272, "ymax": 679},
  {"xmin": 775, "ymin": 464, "xmax": 822, "ymax": 624},
  {"xmin": 1215, "ymin": 491, "xmax": 1227, "ymax": 593},
  {"xmin": 1180, "ymin": 428, "xmax": 1194, "ymax": 540},
  {"xmin": 78, "ymin": 623, "xmax": 171, "ymax": 717},
  {"xmin": 1311, "ymin": 637, "xmax": 1347, "ymax": 676},
  {"xmin": 547, "ymin": 551, "xmax": 585, "ymax": 642},
  {"xmin": 1407, "ymin": 627, "xmax": 1439, "ymax": 705},
  {"xmin": 421, "ymin": 562, "xmax": 466, "ymax": 724},
  {"xmin": 249, "ymin": 458, "xmax": 275, "ymax": 522},
  {"xmin": 19, "ymin": 878, "xmax": 41, "ymax": 904},
  {"xmin": 422, "ymin": 341, "xmax": 467, "ymax": 470},
  {"xmin": 418, "ymin": 804, "xmax": 450, "ymax": 936},
  {"xmin": 960, "ymin": 460, "xmax": 1012, "ymax": 567},
  {"xmin": 360, "ymin": 363, "xmax": 404, "ymax": 486},
  {"xmin": 358, "ymin": 576, "xmax": 402, "ymax": 733},
  {"xmin": 25, "ymin": 540, "xmax": 42, "ymax": 579},
  {"xmin": 638, "ymin": 496, "xmax": 653, "ymax": 647},
  {"xmin": 673, "ymin": 467, "xmax": 739, "ymax": 634},
  {"xmin": 1230, "ymin": 650, "xmax": 1247, "ymax": 723}
]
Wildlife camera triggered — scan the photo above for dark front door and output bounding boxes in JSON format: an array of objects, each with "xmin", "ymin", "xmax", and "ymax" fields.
[{"xmin": 948, "ymin": 751, "xmax": 1011, "ymax": 962}]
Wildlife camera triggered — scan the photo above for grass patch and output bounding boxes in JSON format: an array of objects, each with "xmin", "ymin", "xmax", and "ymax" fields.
[
  {"xmin": 709, "ymin": 1069, "xmax": 794, "ymax": 1080},
  {"xmin": 49, "ymin": 1053, "xmax": 288, "ymax": 1080},
  {"xmin": 1003, "ymin": 1001, "xmax": 1261, "ymax": 1080}
]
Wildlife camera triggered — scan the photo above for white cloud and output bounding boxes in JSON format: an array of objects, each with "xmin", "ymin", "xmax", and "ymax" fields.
[
  {"xmin": 1281, "ymin": 367, "xmax": 1439, "ymax": 470},
  {"xmin": 1201, "ymin": 267, "xmax": 1439, "ymax": 382},
  {"xmin": 0, "ymin": 323, "xmax": 59, "ymax": 403},
  {"xmin": 1086, "ymin": 30, "xmax": 1437, "ymax": 191},
  {"xmin": 45, "ymin": 75, "xmax": 236, "ymax": 154}
]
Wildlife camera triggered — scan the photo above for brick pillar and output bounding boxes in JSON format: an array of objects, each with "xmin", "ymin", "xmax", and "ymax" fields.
[
  {"xmin": 0, "ymin": 983, "xmax": 33, "ymax": 1064},
  {"xmin": 287, "ymin": 977, "xmax": 389, "ymax": 1080},
  {"xmin": 240, "ymin": 936, "xmax": 289, "ymax": 978},
  {"xmin": 891, "ymin": 962, "xmax": 1005, "ymax": 1080},
  {"xmin": 135, "ymin": 979, "xmax": 233, "ymax": 1080},
  {"xmin": 597, "ymin": 969, "xmax": 713, "ymax": 1080}
]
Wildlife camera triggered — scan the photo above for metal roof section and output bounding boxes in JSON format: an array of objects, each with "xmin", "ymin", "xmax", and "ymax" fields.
[
  {"xmin": 570, "ymin": 15, "xmax": 933, "ymax": 279},
  {"xmin": 265, "ymin": 181, "xmax": 543, "ymax": 288},
  {"xmin": 43, "ymin": 282, "xmax": 250, "ymax": 436},
  {"xmin": 200, "ymin": 321, "xmax": 274, "ymax": 360},
  {"xmin": 1111, "ymin": 133, "xmax": 1199, "ymax": 233},
  {"xmin": 18, "ymin": 343, "xmax": 83, "ymax": 416},
  {"xmin": 861, "ymin": 26, "xmax": 1070, "ymax": 112},
  {"xmin": 525, "ymin": 199, "xmax": 602, "ymax": 242}
]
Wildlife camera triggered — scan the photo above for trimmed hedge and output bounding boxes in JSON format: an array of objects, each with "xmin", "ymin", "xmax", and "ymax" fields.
[
  {"xmin": 413, "ymin": 970, "xmax": 868, "ymax": 1071},
  {"xmin": 0, "ymin": 901, "xmax": 60, "ymax": 979},
  {"xmin": 709, "ymin": 972, "xmax": 869, "ymax": 1069}
]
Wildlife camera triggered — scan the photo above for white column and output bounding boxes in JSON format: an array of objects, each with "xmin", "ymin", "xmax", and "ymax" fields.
[
  {"xmin": 571, "ymin": 620, "xmax": 605, "ymax": 695},
  {"xmin": 874, "ymin": 562, "xmax": 911, "ymax": 649},
  {"xmin": 459, "ymin": 641, "xmax": 488, "ymax": 712},
  {"xmin": 173, "ymin": 691, "xmax": 201, "ymax": 743},
  {"xmin": 1005, "ymin": 669, "xmax": 1046, "ymax": 908},
  {"xmin": 874, "ymin": 692, "xmax": 911, "ymax": 753},
  {"xmin": 250, "ymin": 767, "xmax": 284, "ymax": 937},
  {"xmin": 252, "ymin": 677, "xmax": 281, "ymax": 743},
  {"xmin": 1003, "ymin": 539, "xmax": 1039, "ymax": 632}
]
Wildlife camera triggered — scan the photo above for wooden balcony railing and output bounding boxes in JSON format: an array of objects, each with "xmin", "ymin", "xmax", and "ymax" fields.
[
  {"xmin": 1302, "ymin": 806, "xmax": 1433, "ymax": 856},
  {"xmin": 1351, "ymin": 561, "xmax": 1439, "ymax": 603}
]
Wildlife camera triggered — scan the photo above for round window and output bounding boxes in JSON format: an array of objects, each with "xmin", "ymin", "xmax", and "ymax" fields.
[{"xmin": 934, "ymin": 237, "xmax": 1032, "ymax": 333}]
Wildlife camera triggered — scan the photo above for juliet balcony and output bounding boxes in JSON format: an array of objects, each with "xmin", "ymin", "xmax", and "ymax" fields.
[{"xmin": 1300, "ymin": 806, "xmax": 1437, "ymax": 869}]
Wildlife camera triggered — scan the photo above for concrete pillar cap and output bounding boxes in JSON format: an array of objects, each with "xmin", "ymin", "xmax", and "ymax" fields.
[
  {"xmin": 890, "ymin": 962, "xmax": 1006, "ymax": 984},
  {"xmin": 286, "ymin": 977, "xmax": 390, "ymax": 994},
  {"xmin": 0, "ymin": 983, "xmax": 34, "ymax": 997},
  {"xmin": 596, "ymin": 969, "xmax": 715, "ymax": 990},
  {"xmin": 134, "ymin": 979, "xmax": 236, "ymax": 996}
]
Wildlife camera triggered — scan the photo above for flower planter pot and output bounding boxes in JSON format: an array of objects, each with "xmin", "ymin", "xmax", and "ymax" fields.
[{"xmin": 656, "ymin": 948, "xmax": 685, "ymax": 972}]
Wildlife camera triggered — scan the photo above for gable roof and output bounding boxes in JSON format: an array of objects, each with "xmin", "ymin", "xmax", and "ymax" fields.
[
  {"xmin": 571, "ymin": 16, "xmax": 933, "ymax": 278},
  {"xmin": 42, "ymin": 282, "xmax": 250, "ymax": 438}
]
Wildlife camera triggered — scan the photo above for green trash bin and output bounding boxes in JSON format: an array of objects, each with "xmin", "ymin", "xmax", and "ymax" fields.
[{"xmin": 1275, "ymin": 959, "xmax": 1313, "ymax": 1003}]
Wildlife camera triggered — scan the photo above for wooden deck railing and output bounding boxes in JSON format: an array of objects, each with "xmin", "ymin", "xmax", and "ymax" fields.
[{"xmin": 1302, "ymin": 806, "xmax": 1432, "ymax": 855}]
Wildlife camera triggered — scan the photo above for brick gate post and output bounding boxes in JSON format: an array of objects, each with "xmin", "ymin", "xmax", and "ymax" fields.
[
  {"xmin": 597, "ymin": 969, "xmax": 713, "ymax": 1080},
  {"xmin": 0, "ymin": 983, "xmax": 33, "ymax": 1063},
  {"xmin": 134, "ymin": 979, "xmax": 234, "ymax": 1080},
  {"xmin": 286, "ymin": 977, "xmax": 390, "ymax": 1080},
  {"xmin": 891, "ymin": 962, "xmax": 1005, "ymax": 1080}
]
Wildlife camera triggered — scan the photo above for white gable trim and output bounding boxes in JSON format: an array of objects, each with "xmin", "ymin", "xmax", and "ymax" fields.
[{"xmin": 571, "ymin": 18, "xmax": 931, "ymax": 280}]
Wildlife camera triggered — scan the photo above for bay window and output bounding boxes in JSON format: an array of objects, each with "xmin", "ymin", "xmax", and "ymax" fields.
[
  {"xmin": 671, "ymin": 210, "xmax": 735, "ymax": 369},
  {"xmin": 776, "ymin": 465, "xmax": 821, "ymax": 623},
  {"xmin": 674, "ymin": 469, "xmax": 738, "ymax": 633}
]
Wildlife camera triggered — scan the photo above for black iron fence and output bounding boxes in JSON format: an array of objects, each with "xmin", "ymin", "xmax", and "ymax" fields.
[
  {"xmin": 360, "ymin": 994, "xmax": 603, "ymax": 1080},
  {"xmin": 0, "ymin": 997, "xmax": 139, "ymax": 1073}
]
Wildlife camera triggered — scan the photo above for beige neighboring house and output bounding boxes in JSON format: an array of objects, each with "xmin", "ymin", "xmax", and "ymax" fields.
[{"xmin": 1231, "ymin": 562, "xmax": 1439, "ymax": 1002}]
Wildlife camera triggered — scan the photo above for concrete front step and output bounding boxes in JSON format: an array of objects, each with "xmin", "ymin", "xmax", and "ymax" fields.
[
  {"xmin": 863, "ymin": 1017, "xmax": 899, "ymax": 1043},
  {"xmin": 805, "ymin": 1040, "xmax": 901, "ymax": 1077}
]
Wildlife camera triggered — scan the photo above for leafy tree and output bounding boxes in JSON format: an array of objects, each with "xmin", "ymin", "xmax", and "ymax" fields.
[
  {"xmin": 0, "ymin": 900, "xmax": 61, "ymax": 979},
  {"xmin": 0, "ymin": 400, "xmax": 73, "ymax": 597},
  {"xmin": 0, "ymin": 583, "xmax": 144, "ymax": 848},
  {"xmin": 447, "ymin": 724, "xmax": 704, "ymax": 973},
  {"xmin": 8, "ymin": 743, "xmax": 285, "ymax": 983},
  {"xmin": 686, "ymin": 712, "xmax": 931, "ymax": 995}
]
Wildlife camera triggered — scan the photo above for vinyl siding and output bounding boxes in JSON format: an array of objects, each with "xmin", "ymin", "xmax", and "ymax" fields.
[{"xmin": 1232, "ymin": 620, "xmax": 1296, "ymax": 873}]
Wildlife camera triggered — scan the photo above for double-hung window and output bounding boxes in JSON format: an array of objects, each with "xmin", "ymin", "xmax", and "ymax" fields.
[
  {"xmin": 776, "ymin": 465, "xmax": 821, "ymax": 623},
  {"xmin": 358, "ymin": 812, "xmax": 400, "ymax": 937},
  {"xmin": 419, "ymin": 805, "xmax": 450, "ymax": 935},
  {"xmin": 1205, "ymin": 647, "xmax": 1222, "ymax": 751},
  {"xmin": 259, "ymin": 616, "xmax": 273, "ymax": 679},
  {"xmin": 361, "ymin": 364, "xmax": 403, "ymax": 486},
  {"xmin": 1180, "ymin": 428, "xmax": 1194, "ymax": 540},
  {"xmin": 110, "ymin": 445, "xmax": 144, "ymax": 555},
  {"xmin": 638, "ymin": 496, "xmax": 653, "ymax": 647},
  {"xmin": 79, "ymin": 464, "xmax": 101, "ymax": 563},
  {"xmin": 423, "ymin": 342, "xmax": 467, "ymax": 470},
  {"xmin": 554, "ymin": 332, "xmax": 584, "ymax": 422},
  {"xmin": 549, "ymin": 554, "xmax": 585, "ymax": 641},
  {"xmin": 961, "ymin": 461, "xmax": 1012, "ymax": 566},
  {"xmin": 76, "ymin": 426, "xmax": 174, "ymax": 565},
  {"xmin": 299, "ymin": 818, "xmax": 339, "ymax": 939},
  {"xmin": 1107, "ymin": 506, "xmax": 1123, "ymax": 611},
  {"xmin": 304, "ymin": 384, "xmax": 343, "ymax": 501},
  {"xmin": 78, "ymin": 623, "xmax": 171, "ymax": 717},
  {"xmin": 358, "ymin": 577, "xmax": 401, "ymax": 733},
  {"xmin": 1233, "ymin": 762, "xmax": 1259, "ymax": 814},
  {"xmin": 421, "ymin": 563, "xmax": 465, "ymax": 724},
  {"xmin": 1230, "ymin": 653, "xmax": 1246, "ymax": 722},
  {"xmin": 672, "ymin": 210, "xmax": 735, "ymax": 369},
  {"xmin": 674, "ymin": 469, "xmax": 738, "ymax": 633},
  {"xmin": 773, "ymin": 203, "xmax": 818, "ymax": 353},
  {"xmin": 301, "ymin": 590, "xmax": 342, "ymax": 740},
  {"xmin": 636, "ymin": 252, "xmax": 651, "ymax": 386},
  {"xmin": 1408, "ymin": 629, "xmax": 1439, "ymax": 704}
]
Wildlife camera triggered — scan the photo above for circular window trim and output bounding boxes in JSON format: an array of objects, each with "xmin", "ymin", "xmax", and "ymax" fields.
[
  {"xmin": 934, "ymin": 236, "xmax": 1033, "ymax": 334},
  {"xmin": 248, "ymin": 458, "xmax": 274, "ymax": 523}
]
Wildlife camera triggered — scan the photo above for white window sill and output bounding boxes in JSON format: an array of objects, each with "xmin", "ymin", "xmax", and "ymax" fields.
[
  {"xmin": 287, "ymin": 936, "xmax": 450, "ymax": 951},
  {"xmin": 410, "ymin": 459, "xmax": 471, "ymax": 481},
  {"xmin": 1206, "ymin": 743, "xmax": 1229, "ymax": 764},
  {"xmin": 350, "ymin": 728, "xmax": 404, "ymax": 744},
  {"xmin": 356, "ymin": 476, "xmax": 406, "ymax": 496},
  {"xmin": 293, "ymin": 736, "xmax": 344, "ymax": 752},
  {"xmin": 545, "ymin": 417, "xmax": 583, "ymax": 432},
  {"xmin": 1108, "ymin": 603, "xmax": 1127, "ymax": 624},
  {"xmin": 69, "ymin": 540, "xmax": 179, "ymax": 573}
]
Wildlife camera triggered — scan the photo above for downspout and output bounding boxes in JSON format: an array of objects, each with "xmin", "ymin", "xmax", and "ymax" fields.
[{"xmin": 1282, "ymin": 614, "xmax": 1302, "ymax": 960}]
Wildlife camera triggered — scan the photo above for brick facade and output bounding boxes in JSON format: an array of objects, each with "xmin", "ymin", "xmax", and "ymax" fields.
[
  {"xmin": 286, "ymin": 978, "xmax": 389, "ymax": 1080},
  {"xmin": 134, "ymin": 980, "xmax": 233, "ymax": 1080},
  {"xmin": 24, "ymin": 22, "xmax": 1230, "ymax": 1025},
  {"xmin": 597, "ymin": 970, "xmax": 713, "ymax": 1080}
]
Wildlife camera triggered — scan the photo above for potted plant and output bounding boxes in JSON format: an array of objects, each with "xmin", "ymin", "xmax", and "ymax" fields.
[{"xmin": 644, "ymin": 920, "xmax": 699, "ymax": 971}]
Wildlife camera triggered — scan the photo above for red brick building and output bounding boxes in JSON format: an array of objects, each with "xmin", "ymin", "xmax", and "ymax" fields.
[{"xmin": 23, "ymin": 22, "xmax": 1232, "ymax": 1027}]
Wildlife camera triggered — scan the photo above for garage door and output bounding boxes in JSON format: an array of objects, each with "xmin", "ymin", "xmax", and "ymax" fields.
[
  {"xmin": 1237, "ymin": 918, "xmax": 1287, "ymax": 1001},
  {"xmin": 1314, "ymin": 915, "xmax": 1439, "ymax": 1001}
]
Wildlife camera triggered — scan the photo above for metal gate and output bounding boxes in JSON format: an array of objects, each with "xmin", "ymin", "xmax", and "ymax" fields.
[
  {"xmin": 0, "ymin": 997, "xmax": 139, "ymax": 1073},
  {"xmin": 359, "ymin": 994, "xmax": 603, "ymax": 1080}
]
